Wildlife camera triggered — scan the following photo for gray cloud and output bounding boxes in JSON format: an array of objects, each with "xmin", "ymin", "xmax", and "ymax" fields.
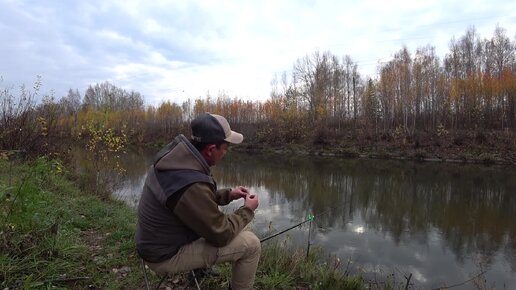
[{"xmin": 1, "ymin": 0, "xmax": 514, "ymax": 104}]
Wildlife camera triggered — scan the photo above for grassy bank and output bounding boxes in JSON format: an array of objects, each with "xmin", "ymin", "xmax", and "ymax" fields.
[
  {"xmin": 1, "ymin": 157, "xmax": 141, "ymax": 289},
  {"xmin": 1, "ymin": 157, "xmax": 370, "ymax": 290}
]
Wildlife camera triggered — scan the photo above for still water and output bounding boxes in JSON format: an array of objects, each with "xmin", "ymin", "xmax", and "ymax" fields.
[{"xmin": 110, "ymin": 149, "xmax": 516, "ymax": 289}]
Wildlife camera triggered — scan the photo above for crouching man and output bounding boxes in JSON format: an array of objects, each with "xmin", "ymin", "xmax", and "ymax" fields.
[{"xmin": 135, "ymin": 113, "xmax": 260, "ymax": 290}]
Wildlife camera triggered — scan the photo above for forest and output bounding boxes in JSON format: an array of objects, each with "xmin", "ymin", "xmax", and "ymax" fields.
[{"xmin": 1, "ymin": 26, "xmax": 515, "ymax": 162}]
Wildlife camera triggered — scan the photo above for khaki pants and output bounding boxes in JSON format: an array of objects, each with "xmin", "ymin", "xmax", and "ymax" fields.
[{"xmin": 146, "ymin": 231, "xmax": 261, "ymax": 290}]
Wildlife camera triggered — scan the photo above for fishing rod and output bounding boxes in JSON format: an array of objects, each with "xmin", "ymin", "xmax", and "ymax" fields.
[
  {"xmin": 260, "ymin": 214, "xmax": 315, "ymax": 243},
  {"xmin": 259, "ymin": 203, "xmax": 346, "ymax": 243}
]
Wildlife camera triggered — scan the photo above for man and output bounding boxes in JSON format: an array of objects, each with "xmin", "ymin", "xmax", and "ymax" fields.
[{"xmin": 135, "ymin": 113, "xmax": 260, "ymax": 290}]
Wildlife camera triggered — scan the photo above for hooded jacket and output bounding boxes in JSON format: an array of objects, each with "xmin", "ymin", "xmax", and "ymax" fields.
[{"xmin": 135, "ymin": 134, "xmax": 254, "ymax": 263}]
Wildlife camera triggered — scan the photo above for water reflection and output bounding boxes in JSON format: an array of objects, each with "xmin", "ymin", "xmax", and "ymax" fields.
[
  {"xmin": 111, "ymin": 148, "xmax": 155, "ymax": 207},
  {"xmin": 70, "ymin": 146, "xmax": 155, "ymax": 207},
  {"xmin": 82, "ymin": 148, "xmax": 515, "ymax": 288},
  {"xmin": 213, "ymin": 152, "xmax": 516, "ymax": 288}
]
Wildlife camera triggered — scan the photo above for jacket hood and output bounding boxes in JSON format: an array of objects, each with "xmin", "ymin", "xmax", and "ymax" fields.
[{"xmin": 153, "ymin": 134, "xmax": 210, "ymax": 174}]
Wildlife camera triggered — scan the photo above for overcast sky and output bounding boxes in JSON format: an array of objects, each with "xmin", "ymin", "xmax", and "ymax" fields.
[{"xmin": 1, "ymin": 0, "xmax": 515, "ymax": 105}]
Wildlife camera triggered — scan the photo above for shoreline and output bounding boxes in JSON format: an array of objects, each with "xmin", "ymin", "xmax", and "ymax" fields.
[{"xmin": 235, "ymin": 144, "xmax": 515, "ymax": 166}]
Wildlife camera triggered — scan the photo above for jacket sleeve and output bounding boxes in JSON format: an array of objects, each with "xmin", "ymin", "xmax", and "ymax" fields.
[
  {"xmin": 215, "ymin": 188, "xmax": 231, "ymax": 205},
  {"xmin": 173, "ymin": 182, "xmax": 254, "ymax": 247}
]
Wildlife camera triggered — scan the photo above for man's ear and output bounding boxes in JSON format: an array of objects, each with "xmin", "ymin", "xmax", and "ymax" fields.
[
  {"xmin": 202, "ymin": 144, "xmax": 216, "ymax": 158},
  {"xmin": 206, "ymin": 144, "xmax": 217, "ymax": 153}
]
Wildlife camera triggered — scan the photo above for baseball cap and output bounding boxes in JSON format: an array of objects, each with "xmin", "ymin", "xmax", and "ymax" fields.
[{"xmin": 191, "ymin": 113, "xmax": 244, "ymax": 144}]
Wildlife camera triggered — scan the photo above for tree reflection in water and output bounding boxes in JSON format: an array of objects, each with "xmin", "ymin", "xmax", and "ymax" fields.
[{"xmin": 214, "ymin": 152, "xmax": 516, "ymax": 288}]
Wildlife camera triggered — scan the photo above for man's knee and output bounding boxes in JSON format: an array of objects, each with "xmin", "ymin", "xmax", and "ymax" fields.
[{"xmin": 240, "ymin": 231, "xmax": 261, "ymax": 256}]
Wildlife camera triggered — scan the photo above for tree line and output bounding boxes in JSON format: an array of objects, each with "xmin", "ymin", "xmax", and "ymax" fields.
[
  {"xmin": 1, "ymin": 25, "xmax": 514, "ymax": 153},
  {"xmin": 275, "ymin": 25, "xmax": 515, "ymax": 135}
]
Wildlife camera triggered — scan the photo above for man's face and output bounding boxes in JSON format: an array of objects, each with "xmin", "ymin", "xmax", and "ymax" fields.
[{"xmin": 205, "ymin": 142, "xmax": 229, "ymax": 166}]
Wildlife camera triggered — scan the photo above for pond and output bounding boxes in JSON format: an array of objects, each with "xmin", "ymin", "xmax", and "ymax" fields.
[{"xmin": 102, "ymin": 148, "xmax": 516, "ymax": 289}]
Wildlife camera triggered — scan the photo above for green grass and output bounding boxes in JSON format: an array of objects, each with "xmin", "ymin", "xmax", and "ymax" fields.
[
  {"xmin": 0, "ymin": 157, "xmax": 144, "ymax": 289},
  {"xmin": 198, "ymin": 240, "xmax": 366, "ymax": 290}
]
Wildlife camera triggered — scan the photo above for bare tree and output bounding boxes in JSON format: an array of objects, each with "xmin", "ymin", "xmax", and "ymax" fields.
[{"xmin": 0, "ymin": 77, "xmax": 40, "ymax": 150}]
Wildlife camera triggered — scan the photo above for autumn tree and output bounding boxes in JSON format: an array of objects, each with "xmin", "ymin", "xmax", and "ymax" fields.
[
  {"xmin": 156, "ymin": 101, "xmax": 183, "ymax": 136},
  {"xmin": 293, "ymin": 51, "xmax": 333, "ymax": 124},
  {"xmin": 83, "ymin": 81, "xmax": 143, "ymax": 113},
  {"xmin": 362, "ymin": 79, "xmax": 380, "ymax": 133}
]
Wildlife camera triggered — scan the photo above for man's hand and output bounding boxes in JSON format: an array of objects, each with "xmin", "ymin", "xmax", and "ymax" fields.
[
  {"xmin": 229, "ymin": 186, "xmax": 250, "ymax": 201},
  {"xmin": 244, "ymin": 193, "xmax": 259, "ymax": 211}
]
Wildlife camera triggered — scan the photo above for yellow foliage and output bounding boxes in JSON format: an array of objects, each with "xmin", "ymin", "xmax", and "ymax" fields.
[
  {"xmin": 0, "ymin": 151, "xmax": 9, "ymax": 160},
  {"xmin": 81, "ymin": 120, "xmax": 128, "ymax": 177},
  {"xmin": 37, "ymin": 116, "xmax": 48, "ymax": 137},
  {"xmin": 436, "ymin": 123, "xmax": 448, "ymax": 137}
]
